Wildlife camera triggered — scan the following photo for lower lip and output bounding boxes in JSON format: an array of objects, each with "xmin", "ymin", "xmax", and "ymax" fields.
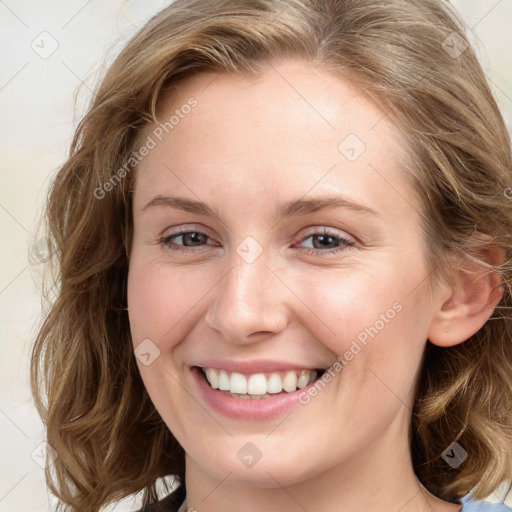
[{"xmin": 191, "ymin": 367, "xmax": 318, "ymax": 420}]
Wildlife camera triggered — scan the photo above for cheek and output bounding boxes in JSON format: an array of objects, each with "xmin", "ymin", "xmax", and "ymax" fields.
[
  {"xmin": 127, "ymin": 257, "xmax": 203, "ymax": 346},
  {"xmin": 291, "ymin": 261, "xmax": 430, "ymax": 391},
  {"xmin": 290, "ymin": 264, "xmax": 406, "ymax": 349},
  {"xmin": 126, "ymin": 257, "xmax": 202, "ymax": 431}
]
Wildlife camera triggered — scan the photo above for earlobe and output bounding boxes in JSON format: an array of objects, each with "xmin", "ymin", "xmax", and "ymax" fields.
[{"xmin": 428, "ymin": 249, "xmax": 504, "ymax": 348}]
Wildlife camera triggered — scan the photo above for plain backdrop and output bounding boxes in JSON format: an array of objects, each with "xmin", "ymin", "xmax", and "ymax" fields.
[{"xmin": 1, "ymin": 1, "xmax": 511, "ymax": 510}]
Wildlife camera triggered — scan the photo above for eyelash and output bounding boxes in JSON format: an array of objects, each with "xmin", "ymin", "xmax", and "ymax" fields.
[{"xmin": 158, "ymin": 228, "xmax": 355, "ymax": 256}]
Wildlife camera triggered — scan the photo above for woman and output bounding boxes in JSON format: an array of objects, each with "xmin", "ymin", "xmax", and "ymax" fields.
[{"xmin": 31, "ymin": 0, "xmax": 512, "ymax": 511}]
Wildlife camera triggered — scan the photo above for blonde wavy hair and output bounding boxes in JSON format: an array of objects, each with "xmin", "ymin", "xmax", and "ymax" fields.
[{"xmin": 31, "ymin": 0, "xmax": 512, "ymax": 510}]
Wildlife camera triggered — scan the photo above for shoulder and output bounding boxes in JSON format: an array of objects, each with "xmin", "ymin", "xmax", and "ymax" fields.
[
  {"xmin": 136, "ymin": 485, "xmax": 186, "ymax": 512},
  {"xmin": 461, "ymin": 495, "xmax": 511, "ymax": 511}
]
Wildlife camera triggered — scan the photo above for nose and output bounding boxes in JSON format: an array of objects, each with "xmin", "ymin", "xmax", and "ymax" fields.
[{"xmin": 203, "ymin": 245, "xmax": 290, "ymax": 344}]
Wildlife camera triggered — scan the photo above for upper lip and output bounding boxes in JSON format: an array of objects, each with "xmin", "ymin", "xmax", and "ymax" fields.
[{"xmin": 192, "ymin": 359, "xmax": 325, "ymax": 374}]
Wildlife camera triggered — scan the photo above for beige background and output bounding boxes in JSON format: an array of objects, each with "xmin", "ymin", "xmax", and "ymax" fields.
[{"xmin": 1, "ymin": 1, "xmax": 511, "ymax": 510}]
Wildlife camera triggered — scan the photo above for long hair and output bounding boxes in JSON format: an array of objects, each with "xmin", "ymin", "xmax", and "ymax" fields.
[{"xmin": 31, "ymin": 0, "xmax": 512, "ymax": 509}]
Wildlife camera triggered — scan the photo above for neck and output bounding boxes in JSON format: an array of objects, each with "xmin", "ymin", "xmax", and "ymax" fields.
[{"xmin": 183, "ymin": 413, "xmax": 460, "ymax": 512}]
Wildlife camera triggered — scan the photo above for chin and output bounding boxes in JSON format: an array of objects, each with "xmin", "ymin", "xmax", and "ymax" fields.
[{"xmin": 187, "ymin": 441, "xmax": 321, "ymax": 488}]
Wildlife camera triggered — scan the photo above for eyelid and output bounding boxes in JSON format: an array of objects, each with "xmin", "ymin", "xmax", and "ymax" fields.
[
  {"xmin": 158, "ymin": 224, "xmax": 358, "ymax": 255},
  {"xmin": 160, "ymin": 223, "xmax": 215, "ymax": 239},
  {"xmin": 161, "ymin": 225, "xmax": 353, "ymax": 241},
  {"xmin": 294, "ymin": 226, "xmax": 355, "ymax": 244}
]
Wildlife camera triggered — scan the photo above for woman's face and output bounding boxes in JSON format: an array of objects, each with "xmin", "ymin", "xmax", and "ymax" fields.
[{"xmin": 128, "ymin": 61, "xmax": 440, "ymax": 488}]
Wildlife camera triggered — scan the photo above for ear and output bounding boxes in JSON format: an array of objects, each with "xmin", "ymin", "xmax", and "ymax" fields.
[{"xmin": 428, "ymin": 246, "xmax": 504, "ymax": 347}]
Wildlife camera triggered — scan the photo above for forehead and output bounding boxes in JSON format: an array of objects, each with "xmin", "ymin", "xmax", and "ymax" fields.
[
  {"xmin": 134, "ymin": 60, "xmax": 417, "ymax": 222},
  {"xmin": 153, "ymin": 61, "xmax": 397, "ymax": 154}
]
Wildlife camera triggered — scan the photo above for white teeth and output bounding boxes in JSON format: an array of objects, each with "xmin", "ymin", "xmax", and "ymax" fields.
[
  {"xmin": 297, "ymin": 371, "xmax": 310, "ymax": 389},
  {"xmin": 205, "ymin": 369, "xmax": 219, "ymax": 389},
  {"xmin": 202, "ymin": 367, "xmax": 318, "ymax": 396},
  {"xmin": 218, "ymin": 370, "xmax": 230, "ymax": 391},
  {"xmin": 282, "ymin": 371, "xmax": 298, "ymax": 392},
  {"xmin": 267, "ymin": 373, "xmax": 283, "ymax": 394},
  {"xmin": 230, "ymin": 372, "xmax": 247, "ymax": 394},
  {"xmin": 247, "ymin": 373, "xmax": 267, "ymax": 395}
]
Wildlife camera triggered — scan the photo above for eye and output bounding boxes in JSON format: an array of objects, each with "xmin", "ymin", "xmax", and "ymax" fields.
[
  {"xmin": 296, "ymin": 228, "xmax": 355, "ymax": 255},
  {"xmin": 158, "ymin": 227, "xmax": 355, "ymax": 255},
  {"xmin": 159, "ymin": 228, "xmax": 216, "ymax": 253}
]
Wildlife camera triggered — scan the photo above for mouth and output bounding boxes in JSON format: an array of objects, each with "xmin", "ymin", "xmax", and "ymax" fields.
[{"xmin": 196, "ymin": 366, "xmax": 326, "ymax": 399}]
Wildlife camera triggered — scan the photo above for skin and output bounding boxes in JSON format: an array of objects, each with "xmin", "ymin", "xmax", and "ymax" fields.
[{"xmin": 127, "ymin": 60, "xmax": 497, "ymax": 512}]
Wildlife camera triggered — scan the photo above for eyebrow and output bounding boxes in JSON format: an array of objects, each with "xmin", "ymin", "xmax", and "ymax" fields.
[
  {"xmin": 141, "ymin": 194, "xmax": 378, "ymax": 218},
  {"xmin": 142, "ymin": 195, "xmax": 220, "ymax": 218},
  {"xmin": 277, "ymin": 196, "xmax": 378, "ymax": 217}
]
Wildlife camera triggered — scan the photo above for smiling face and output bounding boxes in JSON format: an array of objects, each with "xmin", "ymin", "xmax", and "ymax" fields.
[{"xmin": 127, "ymin": 60, "xmax": 440, "ymax": 494}]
